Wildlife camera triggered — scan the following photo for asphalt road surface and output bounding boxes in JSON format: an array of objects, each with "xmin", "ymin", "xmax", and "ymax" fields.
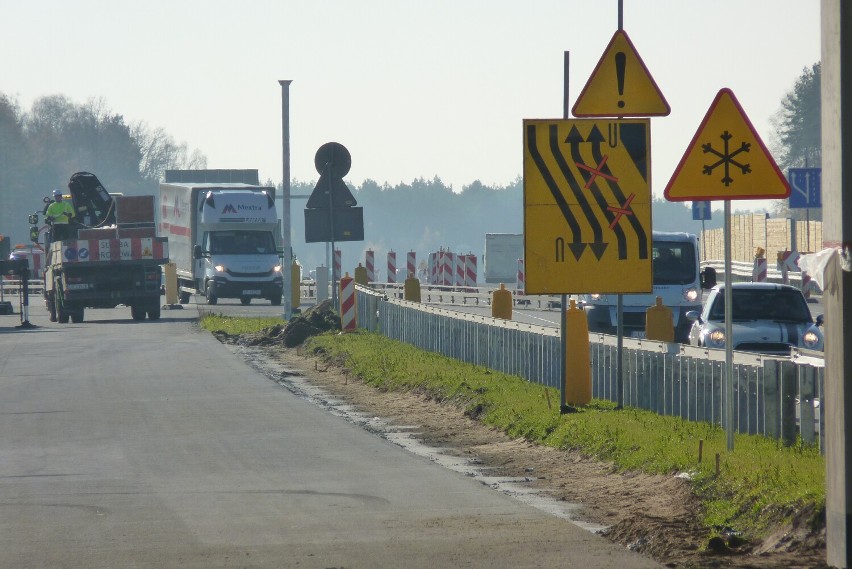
[{"xmin": 0, "ymin": 302, "xmax": 661, "ymax": 569}]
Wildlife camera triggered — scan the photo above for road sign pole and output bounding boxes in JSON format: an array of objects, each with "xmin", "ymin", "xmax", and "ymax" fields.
[
  {"xmin": 278, "ymin": 80, "xmax": 293, "ymax": 320},
  {"xmin": 559, "ymin": 51, "xmax": 570, "ymax": 414},
  {"xmin": 724, "ymin": 200, "xmax": 734, "ymax": 451},
  {"xmin": 616, "ymin": 294, "xmax": 624, "ymax": 409}
]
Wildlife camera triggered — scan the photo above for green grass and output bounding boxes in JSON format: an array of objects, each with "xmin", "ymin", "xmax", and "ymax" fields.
[
  {"xmin": 200, "ymin": 316, "xmax": 826, "ymax": 541},
  {"xmin": 200, "ymin": 313, "xmax": 285, "ymax": 335}
]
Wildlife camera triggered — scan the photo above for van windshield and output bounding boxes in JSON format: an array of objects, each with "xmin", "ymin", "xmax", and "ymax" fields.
[
  {"xmin": 652, "ymin": 241, "xmax": 697, "ymax": 285},
  {"xmin": 206, "ymin": 231, "xmax": 276, "ymax": 255}
]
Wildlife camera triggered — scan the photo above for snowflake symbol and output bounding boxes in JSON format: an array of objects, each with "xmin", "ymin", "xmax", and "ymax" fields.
[{"xmin": 701, "ymin": 131, "xmax": 751, "ymax": 187}]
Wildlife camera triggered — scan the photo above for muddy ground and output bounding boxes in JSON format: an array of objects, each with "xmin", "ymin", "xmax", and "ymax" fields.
[{"xmin": 217, "ymin": 329, "xmax": 828, "ymax": 569}]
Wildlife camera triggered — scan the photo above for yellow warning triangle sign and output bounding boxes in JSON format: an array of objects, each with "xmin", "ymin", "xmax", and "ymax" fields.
[
  {"xmin": 572, "ymin": 30, "xmax": 670, "ymax": 117},
  {"xmin": 664, "ymin": 88, "xmax": 791, "ymax": 201}
]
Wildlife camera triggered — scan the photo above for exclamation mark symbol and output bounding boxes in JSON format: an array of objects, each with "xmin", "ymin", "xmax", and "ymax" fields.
[{"xmin": 615, "ymin": 51, "xmax": 626, "ymax": 109}]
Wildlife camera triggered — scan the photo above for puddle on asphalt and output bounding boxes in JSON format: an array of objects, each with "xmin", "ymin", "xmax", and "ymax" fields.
[{"xmin": 231, "ymin": 344, "xmax": 608, "ymax": 534}]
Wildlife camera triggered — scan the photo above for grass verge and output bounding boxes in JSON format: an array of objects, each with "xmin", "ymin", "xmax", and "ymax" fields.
[{"xmin": 201, "ymin": 315, "xmax": 825, "ymax": 541}]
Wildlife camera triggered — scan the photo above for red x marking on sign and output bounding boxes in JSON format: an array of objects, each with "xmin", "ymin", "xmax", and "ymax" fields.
[
  {"xmin": 607, "ymin": 193, "xmax": 635, "ymax": 229},
  {"xmin": 576, "ymin": 155, "xmax": 619, "ymax": 189}
]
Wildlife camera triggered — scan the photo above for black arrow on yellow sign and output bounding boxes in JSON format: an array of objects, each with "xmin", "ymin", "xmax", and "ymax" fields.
[
  {"xmin": 563, "ymin": 126, "xmax": 609, "ymax": 261},
  {"xmin": 525, "ymin": 124, "xmax": 586, "ymax": 261}
]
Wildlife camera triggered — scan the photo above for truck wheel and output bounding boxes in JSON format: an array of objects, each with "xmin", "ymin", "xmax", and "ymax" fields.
[
  {"xmin": 47, "ymin": 294, "xmax": 57, "ymax": 322},
  {"xmin": 240, "ymin": 296, "xmax": 251, "ymax": 306},
  {"xmin": 58, "ymin": 310, "xmax": 70, "ymax": 324},
  {"xmin": 131, "ymin": 305, "xmax": 146, "ymax": 321},
  {"xmin": 270, "ymin": 294, "xmax": 282, "ymax": 306},
  {"xmin": 205, "ymin": 285, "xmax": 218, "ymax": 305},
  {"xmin": 179, "ymin": 290, "xmax": 191, "ymax": 304},
  {"xmin": 147, "ymin": 304, "xmax": 161, "ymax": 320},
  {"xmin": 70, "ymin": 309, "xmax": 84, "ymax": 324}
]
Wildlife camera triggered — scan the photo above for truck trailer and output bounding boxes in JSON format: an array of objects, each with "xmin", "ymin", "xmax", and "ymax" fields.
[{"xmin": 159, "ymin": 173, "xmax": 283, "ymax": 305}]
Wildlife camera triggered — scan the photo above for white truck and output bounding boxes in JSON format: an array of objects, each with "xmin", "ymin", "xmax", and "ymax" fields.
[
  {"xmin": 159, "ymin": 176, "xmax": 284, "ymax": 306},
  {"xmin": 579, "ymin": 231, "xmax": 717, "ymax": 343},
  {"xmin": 484, "ymin": 233, "xmax": 523, "ymax": 284}
]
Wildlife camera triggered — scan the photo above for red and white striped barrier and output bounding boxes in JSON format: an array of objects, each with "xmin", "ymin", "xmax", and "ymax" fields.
[
  {"xmin": 516, "ymin": 258, "xmax": 525, "ymax": 295},
  {"xmin": 339, "ymin": 272, "xmax": 356, "ymax": 331},
  {"xmin": 752, "ymin": 257, "xmax": 767, "ymax": 282},
  {"xmin": 455, "ymin": 254, "xmax": 465, "ymax": 287},
  {"xmin": 365, "ymin": 249, "xmax": 375, "ymax": 282},
  {"xmin": 407, "ymin": 251, "xmax": 416, "ymax": 280},
  {"xmin": 59, "ymin": 238, "xmax": 168, "ymax": 263},
  {"xmin": 801, "ymin": 271, "xmax": 816, "ymax": 299},
  {"xmin": 334, "ymin": 249, "xmax": 342, "ymax": 280},
  {"xmin": 387, "ymin": 251, "xmax": 397, "ymax": 284},
  {"xmin": 443, "ymin": 252, "xmax": 454, "ymax": 286},
  {"xmin": 465, "ymin": 254, "xmax": 477, "ymax": 287}
]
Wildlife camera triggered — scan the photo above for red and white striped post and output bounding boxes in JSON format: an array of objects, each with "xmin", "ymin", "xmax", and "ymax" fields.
[
  {"xmin": 339, "ymin": 272, "xmax": 357, "ymax": 331},
  {"xmin": 516, "ymin": 258, "xmax": 525, "ymax": 295},
  {"xmin": 802, "ymin": 271, "xmax": 814, "ymax": 300},
  {"xmin": 365, "ymin": 249, "xmax": 375, "ymax": 282},
  {"xmin": 429, "ymin": 252, "xmax": 437, "ymax": 284},
  {"xmin": 334, "ymin": 249, "xmax": 342, "ymax": 281},
  {"xmin": 751, "ymin": 247, "xmax": 768, "ymax": 283},
  {"xmin": 407, "ymin": 251, "xmax": 416, "ymax": 280},
  {"xmin": 443, "ymin": 251, "xmax": 454, "ymax": 286},
  {"xmin": 387, "ymin": 251, "xmax": 397, "ymax": 283},
  {"xmin": 465, "ymin": 254, "xmax": 477, "ymax": 288},
  {"xmin": 455, "ymin": 254, "xmax": 465, "ymax": 287}
]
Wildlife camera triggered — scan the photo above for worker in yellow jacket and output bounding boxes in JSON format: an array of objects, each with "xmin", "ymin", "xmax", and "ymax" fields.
[{"xmin": 45, "ymin": 189, "xmax": 75, "ymax": 242}]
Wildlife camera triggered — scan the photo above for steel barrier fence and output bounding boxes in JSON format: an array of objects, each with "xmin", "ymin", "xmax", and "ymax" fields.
[{"xmin": 355, "ymin": 285, "xmax": 825, "ymax": 452}]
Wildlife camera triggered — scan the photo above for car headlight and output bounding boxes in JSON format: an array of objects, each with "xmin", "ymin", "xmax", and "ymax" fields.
[
  {"xmin": 273, "ymin": 264, "xmax": 282, "ymax": 272},
  {"xmin": 707, "ymin": 329, "xmax": 725, "ymax": 347},
  {"xmin": 683, "ymin": 288, "xmax": 699, "ymax": 302},
  {"xmin": 590, "ymin": 293, "xmax": 604, "ymax": 301},
  {"xmin": 803, "ymin": 329, "xmax": 821, "ymax": 348},
  {"xmin": 214, "ymin": 264, "xmax": 225, "ymax": 273}
]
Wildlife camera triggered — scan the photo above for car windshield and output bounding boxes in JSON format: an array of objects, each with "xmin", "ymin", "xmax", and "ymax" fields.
[
  {"xmin": 652, "ymin": 241, "xmax": 696, "ymax": 285},
  {"xmin": 708, "ymin": 288, "xmax": 812, "ymax": 322},
  {"xmin": 207, "ymin": 231, "xmax": 276, "ymax": 255}
]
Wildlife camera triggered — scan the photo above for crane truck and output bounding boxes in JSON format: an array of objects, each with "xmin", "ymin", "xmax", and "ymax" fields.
[{"xmin": 30, "ymin": 172, "xmax": 169, "ymax": 323}]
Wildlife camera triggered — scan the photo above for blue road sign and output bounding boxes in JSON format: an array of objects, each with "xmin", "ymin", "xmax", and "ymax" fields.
[
  {"xmin": 692, "ymin": 200, "xmax": 712, "ymax": 221},
  {"xmin": 788, "ymin": 168, "xmax": 821, "ymax": 208}
]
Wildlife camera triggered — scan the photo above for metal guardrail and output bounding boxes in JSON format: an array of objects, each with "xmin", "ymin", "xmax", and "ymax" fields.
[
  {"xmin": 1, "ymin": 280, "xmax": 44, "ymax": 296},
  {"xmin": 355, "ymin": 285, "xmax": 825, "ymax": 452}
]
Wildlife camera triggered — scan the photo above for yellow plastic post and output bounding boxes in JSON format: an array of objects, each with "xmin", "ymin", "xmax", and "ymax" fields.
[
  {"xmin": 491, "ymin": 283, "xmax": 512, "ymax": 320},
  {"xmin": 565, "ymin": 299, "xmax": 592, "ymax": 406},
  {"xmin": 163, "ymin": 262, "xmax": 178, "ymax": 305},
  {"xmin": 755, "ymin": 246, "xmax": 765, "ymax": 259},
  {"xmin": 291, "ymin": 260, "xmax": 301, "ymax": 309},
  {"xmin": 645, "ymin": 296, "xmax": 675, "ymax": 342},
  {"xmin": 354, "ymin": 263, "xmax": 368, "ymax": 286},
  {"xmin": 403, "ymin": 273, "xmax": 421, "ymax": 302}
]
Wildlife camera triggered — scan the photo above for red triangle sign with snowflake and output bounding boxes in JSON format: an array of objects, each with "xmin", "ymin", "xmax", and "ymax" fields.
[{"xmin": 664, "ymin": 88, "xmax": 790, "ymax": 201}]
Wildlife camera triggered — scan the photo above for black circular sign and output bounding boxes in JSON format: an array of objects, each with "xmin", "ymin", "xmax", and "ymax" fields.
[{"xmin": 314, "ymin": 142, "xmax": 351, "ymax": 178}]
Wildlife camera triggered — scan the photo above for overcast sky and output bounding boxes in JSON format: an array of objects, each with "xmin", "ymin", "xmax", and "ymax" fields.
[{"xmin": 3, "ymin": 1, "xmax": 821, "ymax": 212}]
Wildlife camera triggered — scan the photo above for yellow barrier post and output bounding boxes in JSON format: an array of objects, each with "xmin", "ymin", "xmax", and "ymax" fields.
[
  {"xmin": 354, "ymin": 263, "xmax": 368, "ymax": 286},
  {"xmin": 291, "ymin": 260, "xmax": 301, "ymax": 312},
  {"xmin": 564, "ymin": 298, "xmax": 592, "ymax": 406},
  {"xmin": 403, "ymin": 273, "xmax": 421, "ymax": 302},
  {"xmin": 645, "ymin": 296, "xmax": 674, "ymax": 342},
  {"xmin": 163, "ymin": 262, "xmax": 178, "ymax": 306},
  {"xmin": 491, "ymin": 283, "xmax": 512, "ymax": 320}
]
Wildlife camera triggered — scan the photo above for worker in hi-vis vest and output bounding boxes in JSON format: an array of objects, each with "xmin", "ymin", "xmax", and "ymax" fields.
[{"xmin": 45, "ymin": 189, "xmax": 75, "ymax": 242}]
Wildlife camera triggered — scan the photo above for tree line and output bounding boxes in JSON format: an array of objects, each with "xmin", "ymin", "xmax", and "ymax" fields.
[{"xmin": 0, "ymin": 60, "xmax": 819, "ymax": 272}]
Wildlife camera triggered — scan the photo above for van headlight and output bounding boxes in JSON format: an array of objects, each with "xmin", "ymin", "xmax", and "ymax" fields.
[
  {"xmin": 683, "ymin": 288, "xmax": 699, "ymax": 302},
  {"xmin": 707, "ymin": 329, "xmax": 725, "ymax": 347},
  {"xmin": 803, "ymin": 329, "xmax": 821, "ymax": 348},
  {"xmin": 273, "ymin": 264, "xmax": 282, "ymax": 272},
  {"xmin": 590, "ymin": 293, "xmax": 604, "ymax": 301},
  {"xmin": 214, "ymin": 264, "xmax": 225, "ymax": 273}
]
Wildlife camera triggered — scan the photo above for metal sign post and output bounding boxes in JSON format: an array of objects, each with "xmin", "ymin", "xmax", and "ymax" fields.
[
  {"xmin": 724, "ymin": 201, "xmax": 734, "ymax": 451},
  {"xmin": 278, "ymin": 79, "xmax": 293, "ymax": 321}
]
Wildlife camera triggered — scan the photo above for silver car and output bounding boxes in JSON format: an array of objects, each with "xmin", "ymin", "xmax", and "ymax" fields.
[{"xmin": 687, "ymin": 282, "xmax": 824, "ymax": 355}]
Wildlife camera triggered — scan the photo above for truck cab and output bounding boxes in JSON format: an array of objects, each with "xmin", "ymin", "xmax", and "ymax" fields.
[{"xmin": 579, "ymin": 231, "xmax": 715, "ymax": 342}]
